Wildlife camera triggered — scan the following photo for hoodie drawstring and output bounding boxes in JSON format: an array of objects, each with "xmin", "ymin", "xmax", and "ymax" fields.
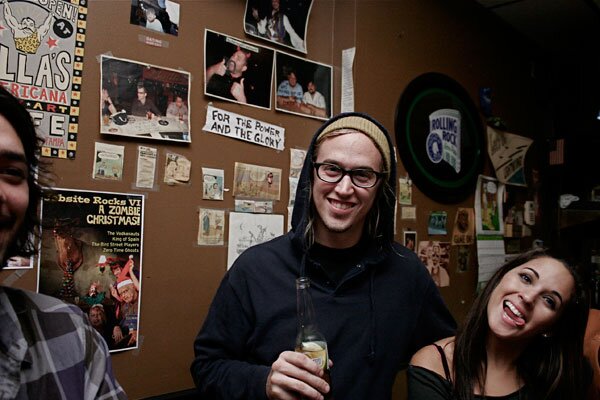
[{"xmin": 300, "ymin": 253, "xmax": 307, "ymax": 277}]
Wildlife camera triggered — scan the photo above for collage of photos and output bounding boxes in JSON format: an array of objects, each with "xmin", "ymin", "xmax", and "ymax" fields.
[
  {"xmin": 101, "ymin": 55, "xmax": 191, "ymax": 143},
  {"xmin": 243, "ymin": 0, "xmax": 313, "ymax": 53},
  {"xmin": 204, "ymin": 29, "xmax": 275, "ymax": 110},
  {"xmin": 275, "ymin": 51, "xmax": 332, "ymax": 120}
]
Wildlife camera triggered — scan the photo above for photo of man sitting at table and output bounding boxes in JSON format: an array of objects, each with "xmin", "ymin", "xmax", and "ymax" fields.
[
  {"xmin": 131, "ymin": 84, "xmax": 162, "ymax": 118},
  {"xmin": 100, "ymin": 54, "xmax": 192, "ymax": 143},
  {"xmin": 274, "ymin": 51, "xmax": 331, "ymax": 120}
]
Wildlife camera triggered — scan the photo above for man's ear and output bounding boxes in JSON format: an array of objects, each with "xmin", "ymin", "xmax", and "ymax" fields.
[{"xmin": 242, "ymin": 65, "xmax": 247, "ymax": 73}]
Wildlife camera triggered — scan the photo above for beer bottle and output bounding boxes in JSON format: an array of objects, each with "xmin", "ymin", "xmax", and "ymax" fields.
[{"xmin": 295, "ymin": 277, "xmax": 332, "ymax": 399}]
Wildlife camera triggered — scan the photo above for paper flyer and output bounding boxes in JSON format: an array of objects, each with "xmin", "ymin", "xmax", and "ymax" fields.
[
  {"xmin": 0, "ymin": 0, "xmax": 89, "ymax": 158},
  {"xmin": 227, "ymin": 212, "xmax": 283, "ymax": 269},
  {"xmin": 93, "ymin": 142, "xmax": 124, "ymax": 181},
  {"xmin": 38, "ymin": 188, "xmax": 144, "ymax": 353},
  {"xmin": 487, "ymin": 127, "xmax": 532, "ymax": 187}
]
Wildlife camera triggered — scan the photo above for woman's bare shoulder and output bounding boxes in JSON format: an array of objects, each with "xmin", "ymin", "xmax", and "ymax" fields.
[{"xmin": 410, "ymin": 336, "xmax": 455, "ymax": 377}]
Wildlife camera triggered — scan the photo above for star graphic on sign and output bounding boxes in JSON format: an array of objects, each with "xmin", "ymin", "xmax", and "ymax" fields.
[{"xmin": 46, "ymin": 36, "xmax": 59, "ymax": 49}]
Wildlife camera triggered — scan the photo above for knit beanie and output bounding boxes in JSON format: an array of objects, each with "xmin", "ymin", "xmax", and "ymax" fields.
[{"xmin": 316, "ymin": 115, "xmax": 392, "ymax": 173}]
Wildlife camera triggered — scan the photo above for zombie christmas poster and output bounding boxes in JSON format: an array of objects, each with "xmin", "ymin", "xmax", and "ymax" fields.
[{"xmin": 38, "ymin": 188, "xmax": 144, "ymax": 352}]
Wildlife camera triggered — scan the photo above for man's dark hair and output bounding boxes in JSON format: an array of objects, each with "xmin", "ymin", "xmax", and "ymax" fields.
[{"xmin": 0, "ymin": 86, "xmax": 47, "ymax": 259}]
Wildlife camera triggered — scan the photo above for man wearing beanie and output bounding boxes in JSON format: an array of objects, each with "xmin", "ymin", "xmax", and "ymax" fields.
[{"xmin": 192, "ymin": 112, "xmax": 456, "ymax": 399}]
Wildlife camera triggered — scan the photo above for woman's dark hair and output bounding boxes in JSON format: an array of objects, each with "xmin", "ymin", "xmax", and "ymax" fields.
[
  {"xmin": 0, "ymin": 86, "xmax": 48, "ymax": 259},
  {"xmin": 453, "ymin": 247, "xmax": 590, "ymax": 400}
]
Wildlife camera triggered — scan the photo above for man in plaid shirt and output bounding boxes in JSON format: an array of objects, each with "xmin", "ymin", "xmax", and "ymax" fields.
[{"xmin": 0, "ymin": 85, "xmax": 127, "ymax": 399}]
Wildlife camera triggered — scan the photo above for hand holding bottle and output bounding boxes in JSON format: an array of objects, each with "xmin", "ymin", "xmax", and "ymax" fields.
[{"xmin": 266, "ymin": 350, "xmax": 331, "ymax": 400}]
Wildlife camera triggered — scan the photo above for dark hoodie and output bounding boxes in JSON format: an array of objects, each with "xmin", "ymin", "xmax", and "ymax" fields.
[{"xmin": 191, "ymin": 112, "xmax": 456, "ymax": 399}]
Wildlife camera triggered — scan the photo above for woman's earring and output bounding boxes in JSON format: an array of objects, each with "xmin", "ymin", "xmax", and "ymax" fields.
[{"xmin": 542, "ymin": 332, "xmax": 553, "ymax": 338}]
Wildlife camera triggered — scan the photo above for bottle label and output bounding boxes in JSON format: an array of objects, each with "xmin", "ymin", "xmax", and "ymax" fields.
[{"xmin": 297, "ymin": 341, "xmax": 328, "ymax": 371}]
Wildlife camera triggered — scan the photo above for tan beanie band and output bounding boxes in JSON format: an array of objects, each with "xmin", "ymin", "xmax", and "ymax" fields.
[{"xmin": 316, "ymin": 115, "xmax": 391, "ymax": 173}]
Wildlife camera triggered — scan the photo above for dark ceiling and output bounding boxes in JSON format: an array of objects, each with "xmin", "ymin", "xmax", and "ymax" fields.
[{"xmin": 473, "ymin": 0, "xmax": 600, "ymax": 54}]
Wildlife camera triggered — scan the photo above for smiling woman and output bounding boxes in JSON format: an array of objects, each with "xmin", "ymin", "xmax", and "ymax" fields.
[{"xmin": 408, "ymin": 247, "xmax": 591, "ymax": 400}]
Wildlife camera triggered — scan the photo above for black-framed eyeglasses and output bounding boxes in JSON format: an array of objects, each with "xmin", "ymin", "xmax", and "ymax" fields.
[{"xmin": 314, "ymin": 162, "xmax": 383, "ymax": 188}]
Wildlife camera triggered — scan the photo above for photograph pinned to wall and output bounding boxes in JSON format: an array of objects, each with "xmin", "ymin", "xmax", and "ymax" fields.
[
  {"xmin": 398, "ymin": 176, "xmax": 412, "ymax": 205},
  {"xmin": 456, "ymin": 245, "xmax": 470, "ymax": 273},
  {"xmin": 135, "ymin": 145, "xmax": 158, "ymax": 189},
  {"xmin": 486, "ymin": 127, "xmax": 533, "ymax": 187},
  {"xmin": 3, "ymin": 256, "xmax": 33, "ymax": 270},
  {"xmin": 475, "ymin": 175, "xmax": 505, "ymax": 235},
  {"xmin": 403, "ymin": 230, "xmax": 417, "ymax": 252},
  {"xmin": 227, "ymin": 212, "xmax": 283, "ymax": 269},
  {"xmin": 275, "ymin": 51, "xmax": 332, "ymax": 120},
  {"xmin": 233, "ymin": 162, "xmax": 282, "ymax": 201},
  {"xmin": 234, "ymin": 199, "xmax": 273, "ymax": 214},
  {"xmin": 504, "ymin": 204, "xmax": 530, "ymax": 238},
  {"xmin": 253, "ymin": 201, "xmax": 273, "ymax": 213},
  {"xmin": 202, "ymin": 168, "xmax": 224, "ymax": 200},
  {"xmin": 100, "ymin": 55, "xmax": 191, "ymax": 143},
  {"xmin": 451, "ymin": 207, "xmax": 475, "ymax": 245},
  {"xmin": 243, "ymin": 0, "xmax": 312, "ymax": 53},
  {"xmin": 288, "ymin": 148, "xmax": 306, "ymax": 207},
  {"xmin": 38, "ymin": 188, "xmax": 144, "ymax": 353},
  {"xmin": 235, "ymin": 200, "xmax": 255, "ymax": 213},
  {"xmin": 427, "ymin": 211, "xmax": 448, "ymax": 235},
  {"xmin": 130, "ymin": 0, "xmax": 180, "ymax": 36},
  {"xmin": 204, "ymin": 29, "xmax": 274, "ymax": 110},
  {"xmin": 93, "ymin": 142, "xmax": 124, "ymax": 181},
  {"xmin": 401, "ymin": 206, "xmax": 417, "ymax": 220},
  {"xmin": 417, "ymin": 241, "xmax": 451, "ymax": 287},
  {"xmin": 164, "ymin": 152, "xmax": 191, "ymax": 185},
  {"xmin": 198, "ymin": 208, "xmax": 225, "ymax": 246},
  {"xmin": 290, "ymin": 148, "xmax": 307, "ymax": 178},
  {"xmin": 0, "ymin": 0, "xmax": 89, "ymax": 159},
  {"xmin": 288, "ymin": 147, "xmax": 306, "ymax": 207},
  {"xmin": 289, "ymin": 177, "xmax": 298, "ymax": 207}
]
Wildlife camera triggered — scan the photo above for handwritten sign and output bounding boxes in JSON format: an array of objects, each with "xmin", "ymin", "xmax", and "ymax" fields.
[{"xmin": 203, "ymin": 105, "xmax": 285, "ymax": 151}]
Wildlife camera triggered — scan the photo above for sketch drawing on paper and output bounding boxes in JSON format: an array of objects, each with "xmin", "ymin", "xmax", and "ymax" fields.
[{"xmin": 227, "ymin": 212, "xmax": 283, "ymax": 269}]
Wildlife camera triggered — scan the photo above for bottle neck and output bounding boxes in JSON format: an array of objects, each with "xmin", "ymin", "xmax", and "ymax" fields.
[{"xmin": 296, "ymin": 277, "xmax": 322, "ymax": 344}]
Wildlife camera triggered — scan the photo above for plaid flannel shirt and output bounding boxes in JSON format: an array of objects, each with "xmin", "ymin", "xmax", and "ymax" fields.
[{"xmin": 0, "ymin": 287, "xmax": 127, "ymax": 399}]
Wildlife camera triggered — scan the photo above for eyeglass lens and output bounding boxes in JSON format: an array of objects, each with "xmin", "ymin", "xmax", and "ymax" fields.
[{"xmin": 316, "ymin": 163, "xmax": 378, "ymax": 187}]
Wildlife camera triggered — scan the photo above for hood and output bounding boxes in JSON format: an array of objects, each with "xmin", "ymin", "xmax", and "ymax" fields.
[{"xmin": 290, "ymin": 112, "xmax": 397, "ymax": 253}]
